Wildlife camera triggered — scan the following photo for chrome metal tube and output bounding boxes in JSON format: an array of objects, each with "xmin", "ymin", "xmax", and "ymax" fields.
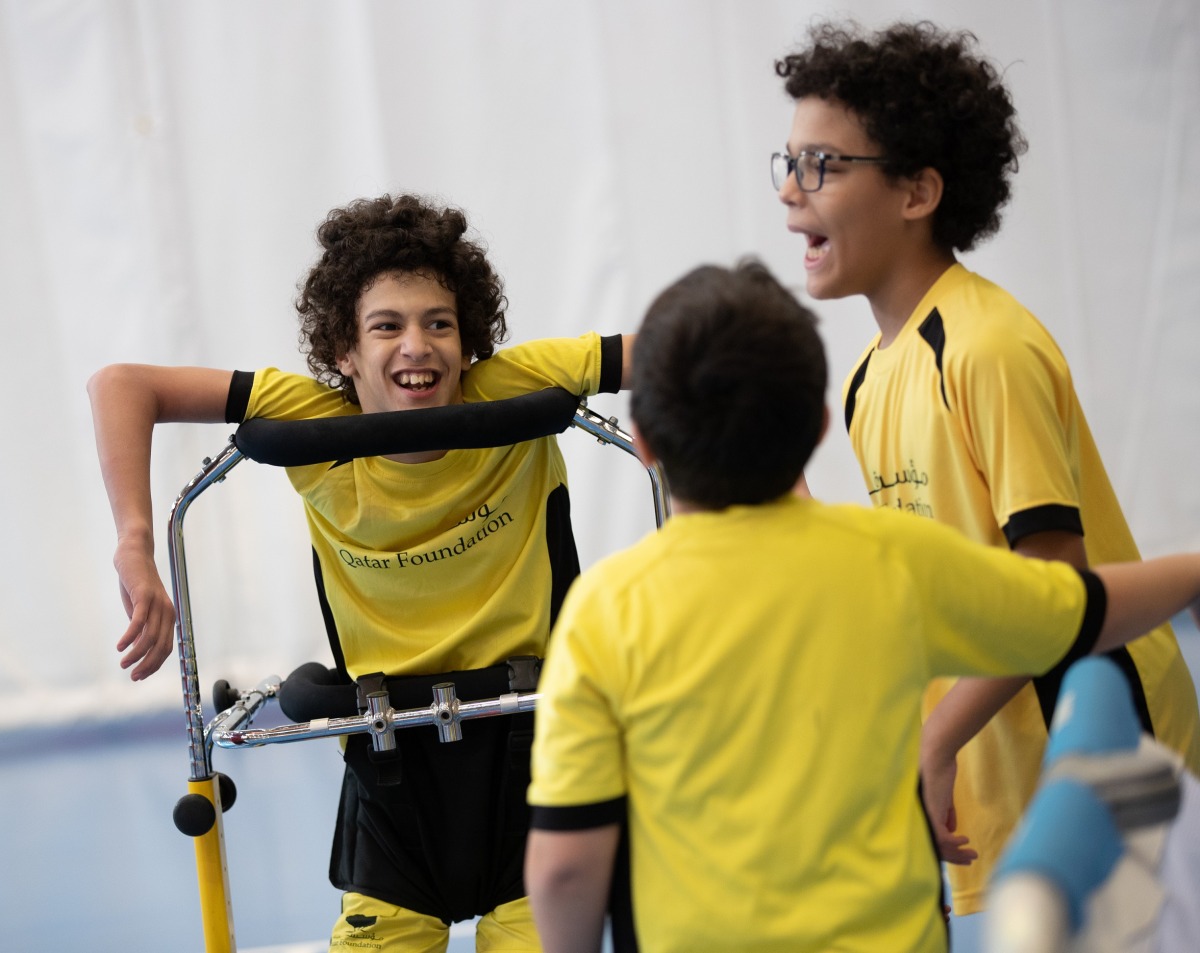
[
  {"xmin": 203, "ymin": 676, "xmax": 283, "ymax": 759},
  {"xmin": 570, "ymin": 402, "xmax": 671, "ymax": 527},
  {"xmin": 212, "ymin": 691, "xmax": 541, "ymax": 748},
  {"xmin": 166, "ymin": 440, "xmax": 244, "ymax": 781}
]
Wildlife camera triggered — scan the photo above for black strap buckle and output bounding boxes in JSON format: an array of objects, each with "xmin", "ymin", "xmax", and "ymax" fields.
[{"xmin": 506, "ymin": 656, "xmax": 542, "ymax": 693}]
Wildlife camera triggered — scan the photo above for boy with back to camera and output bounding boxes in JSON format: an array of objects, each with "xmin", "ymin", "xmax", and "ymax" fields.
[
  {"xmin": 88, "ymin": 193, "xmax": 632, "ymax": 952},
  {"xmin": 774, "ymin": 20, "xmax": 1200, "ymax": 914},
  {"xmin": 524, "ymin": 259, "xmax": 1200, "ymax": 953}
]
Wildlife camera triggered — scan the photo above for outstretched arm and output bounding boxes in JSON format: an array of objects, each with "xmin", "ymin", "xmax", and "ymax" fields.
[
  {"xmin": 87, "ymin": 364, "xmax": 234, "ymax": 680},
  {"xmin": 525, "ymin": 825, "xmax": 620, "ymax": 953},
  {"xmin": 1093, "ymin": 554, "xmax": 1200, "ymax": 652},
  {"xmin": 920, "ymin": 530, "xmax": 1086, "ymax": 863}
]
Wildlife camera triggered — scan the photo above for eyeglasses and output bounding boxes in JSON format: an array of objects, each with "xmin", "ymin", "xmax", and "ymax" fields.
[{"xmin": 771, "ymin": 151, "xmax": 888, "ymax": 193}]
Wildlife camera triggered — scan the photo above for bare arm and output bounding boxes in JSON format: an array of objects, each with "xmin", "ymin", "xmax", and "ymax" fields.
[
  {"xmin": 87, "ymin": 364, "xmax": 235, "ymax": 680},
  {"xmin": 1093, "ymin": 554, "xmax": 1200, "ymax": 653},
  {"xmin": 620, "ymin": 334, "xmax": 636, "ymax": 390},
  {"xmin": 525, "ymin": 825, "xmax": 620, "ymax": 953},
  {"xmin": 920, "ymin": 530, "xmax": 1087, "ymax": 863}
]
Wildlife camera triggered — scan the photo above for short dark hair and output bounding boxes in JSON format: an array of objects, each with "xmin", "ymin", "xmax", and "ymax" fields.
[
  {"xmin": 776, "ymin": 20, "xmax": 1027, "ymax": 252},
  {"xmin": 631, "ymin": 260, "xmax": 827, "ymax": 509},
  {"xmin": 296, "ymin": 193, "xmax": 508, "ymax": 404}
]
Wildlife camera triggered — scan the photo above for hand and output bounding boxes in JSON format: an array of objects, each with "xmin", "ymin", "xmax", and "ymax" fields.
[
  {"xmin": 113, "ymin": 537, "xmax": 177, "ymax": 681},
  {"xmin": 920, "ymin": 748, "xmax": 978, "ymax": 866}
]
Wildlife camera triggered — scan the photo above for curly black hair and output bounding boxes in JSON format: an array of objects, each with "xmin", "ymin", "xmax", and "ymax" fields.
[
  {"xmin": 776, "ymin": 21, "xmax": 1027, "ymax": 252},
  {"xmin": 296, "ymin": 193, "xmax": 508, "ymax": 404},
  {"xmin": 631, "ymin": 260, "xmax": 827, "ymax": 509}
]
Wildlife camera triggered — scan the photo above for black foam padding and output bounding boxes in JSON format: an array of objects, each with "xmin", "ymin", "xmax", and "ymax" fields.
[
  {"xmin": 234, "ymin": 387, "xmax": 580, "ymax": 467},
  {"xmin": 278, "ymin": 662, "xmax": 358, "ymax": 721}
]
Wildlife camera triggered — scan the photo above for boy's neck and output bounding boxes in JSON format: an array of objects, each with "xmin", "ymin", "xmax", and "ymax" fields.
[{"xmin": 870, "ymin": 249, "xmax": 958, "ymax": 348}]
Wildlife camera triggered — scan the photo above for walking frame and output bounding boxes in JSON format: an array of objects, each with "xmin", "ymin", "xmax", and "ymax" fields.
[{"xmin": 164, "ymin": 388, "xmax": 669, "ymax": 953}]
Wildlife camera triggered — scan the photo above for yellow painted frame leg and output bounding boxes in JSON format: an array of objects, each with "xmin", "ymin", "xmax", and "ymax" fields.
[{"xmin": 189, "ymin": 776, "xmax": 237, "ymax": 953}]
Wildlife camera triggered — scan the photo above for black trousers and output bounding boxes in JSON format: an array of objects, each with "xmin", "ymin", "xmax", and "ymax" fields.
[{"xmin": 330, "ymin": 712, "xmax": 534, "ymax": 925}]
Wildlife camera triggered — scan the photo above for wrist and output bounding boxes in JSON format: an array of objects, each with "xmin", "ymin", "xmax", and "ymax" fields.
[
  {"xmin": 115, "ymin": 525, "xmax": 155, "ymax": 554},
  {"xmin": 920, "ymin": 725, "xmax": 956, "ymax": 771}
]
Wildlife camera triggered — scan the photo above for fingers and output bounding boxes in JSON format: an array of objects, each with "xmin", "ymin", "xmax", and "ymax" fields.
[
  {"xmin": 927, "ymin": 800, "xmax": 975, "ymax": 865},
  {"xmin": 119, "ymin": 621, "xmax": 175, "ymax": 680},
  {"xmin": 116, "ymin": 583, "xmax": 176, "ymax": 681},
  {"xmin": 937, "ymin": 833, "xmax": 978, "ymax": 866}
]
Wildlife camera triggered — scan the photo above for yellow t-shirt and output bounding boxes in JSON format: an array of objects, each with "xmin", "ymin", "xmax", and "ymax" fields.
[
  {"xmin": 230, "ymin": 333, "xmax": 619, "ymax": 678},
  {"xmin": 529, "ymin": 496, "xmax": 1104, "ymax": 953},
  {"xmin": 843, "ymin": 263, "xmax": 1200, "ymax": 911}
]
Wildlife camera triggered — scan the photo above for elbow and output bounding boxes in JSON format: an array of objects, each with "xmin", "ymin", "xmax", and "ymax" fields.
[
  {"xmin": 86, "ymin": 363, "xmax": 133, "ymax": 403},
  {"xmin": 524, "ymin": 854, "xmax": 576, "ymax": 901},
  {"xmin": 524, "ymin": 832, "xmax": 596, "ymax": 899}
]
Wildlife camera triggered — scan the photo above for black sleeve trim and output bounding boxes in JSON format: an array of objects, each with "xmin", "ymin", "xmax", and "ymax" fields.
[
  {"xmin": 224, "ymin": 370, "xmax": 255, "ymax": 424},
  {"xmin": 1061, "ymin": 568, "xmax": 1105, "ymax": 661},
  {"xmin": 598, "ymin": 335, "xmax": 624, "ymax": 394},
  {"xmin": 1002, "ymin": 504, "xmax": 1084, "ymax": 547},
  {"xmin": 1031, "ymin": 568, "xmax": 1106, "ymax": 725},
  {"xmin": 530, "ymin": 795, "xmax": 626, "ymax": 831}
]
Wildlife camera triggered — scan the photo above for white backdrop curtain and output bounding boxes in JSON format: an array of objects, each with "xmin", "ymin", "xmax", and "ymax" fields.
[{"xmin": 1, "ymin": 0, "xmax": 1197, "ymax": 727}]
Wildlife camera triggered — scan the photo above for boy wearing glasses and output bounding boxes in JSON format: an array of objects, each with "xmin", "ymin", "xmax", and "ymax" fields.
[
  {"xmin": 525, "ymin": 259, "xmax": 1200, "ymax": 953},
  {"xmin": 774, "ymin": 21, "xmax": 1200, "ymax": 916},
  {"xmin": 88, "ymin": 193, "xmax": 631, "ymax": 952}
]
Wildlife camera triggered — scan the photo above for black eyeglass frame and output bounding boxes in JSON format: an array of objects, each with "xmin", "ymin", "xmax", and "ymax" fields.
[{"xmin": 770, "ymin": 150, "xmax": 889, "ymax": 193}]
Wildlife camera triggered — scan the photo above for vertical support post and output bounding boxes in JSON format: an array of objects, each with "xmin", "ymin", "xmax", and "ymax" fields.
[{"xmin": 189, "ymin": 776, "xmax": 236, "ymax": 953}]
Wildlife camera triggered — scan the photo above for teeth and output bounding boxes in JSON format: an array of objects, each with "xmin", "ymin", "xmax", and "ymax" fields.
[
  {"xmin": 398, "ymin": 370, "xmax": 436, "ymax": 388},
  {"xmin": 805, "ymin": 241, "xmax": 829, "ymax": 262}
]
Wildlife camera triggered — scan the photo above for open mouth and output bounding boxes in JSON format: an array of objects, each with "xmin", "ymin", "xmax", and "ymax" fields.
[
  {"xmin": 394, "ymin": 369, "xmax": 440, "ymax": 392},
  {"xmin": 805, "ymin": 232, "xmax": 830, "ymax": 263}
]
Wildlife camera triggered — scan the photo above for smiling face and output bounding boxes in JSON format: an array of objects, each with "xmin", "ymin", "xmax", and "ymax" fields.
[
  {"xmin": 335, "ymin": 270, "xmax": 471, "ymax": 416},
  {"xmin": 779, "ymin": 97, "xmax": 918, "ymax": 306}
]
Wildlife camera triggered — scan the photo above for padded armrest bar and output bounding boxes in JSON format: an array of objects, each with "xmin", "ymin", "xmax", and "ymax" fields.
[{"xmin": 233, "ymin": 387, "xmax": 580, "ymax": 467}]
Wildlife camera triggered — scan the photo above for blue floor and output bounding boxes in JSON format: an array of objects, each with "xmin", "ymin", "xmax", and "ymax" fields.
[{"xmin": 3, "ymin": 615, "xmax": 1197, "ymax": 952}]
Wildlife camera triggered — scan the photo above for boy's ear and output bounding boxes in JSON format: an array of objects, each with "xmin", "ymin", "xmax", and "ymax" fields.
[
  {"xmin": 336, "ymin": 352, "xmax": 356, "ymax": 378},
  {"xmin": 631, "ymin": 422, "xmax": 657, "ymax": 469},
  {"xmin": 901, "ymin": 167, "xmax": 944, "ymax": 222}
]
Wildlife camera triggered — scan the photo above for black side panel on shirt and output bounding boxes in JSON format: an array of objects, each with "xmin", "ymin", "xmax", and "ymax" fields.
[
  {"xmin": 225, "ymin": 370, "xmax": 255, "ymax": 424},
  {"xmin": 917, "ymin": 308, "xmax": 950, "ymax": 411},
  {"xmin": 546, "ymin": 484, "xmax": 581, "ymax": 630},
  {"xmin": 608, "ymin": 816, "xmax": 640, "ymax": 953},
  {"xmin": 312, "ymin": 548, "xmax": 350, "ymax": 679},
  {"xmin": 843, "ymin": 351, "xmax": 872, "ymax": 431},
  {"xmin": 1003, "ymin": 504, "xmax": 1085, "ymax": 547},
  {"xmin": 547, "ymin": 482, "xmax": 578, "ymax": 628},
  {"xmin": 599, "ymin": 335, "xmax": 624, "ymax": 395},
  {"xmin": 1031, "ymin": 569, "xmax": 1153, "ymax": 734},
  {"xmin": 915, "ymin": 778, "xmax": 949, "ymax": 947}
]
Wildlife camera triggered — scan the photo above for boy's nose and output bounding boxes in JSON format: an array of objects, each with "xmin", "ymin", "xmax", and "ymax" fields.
[
  {"xmin": 400, "ymin": 327, "xmax": 432, "ymax": 357},
  {"xmin": 778, "ymin": 175, "xmax": 804, "ymax": 205}
]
